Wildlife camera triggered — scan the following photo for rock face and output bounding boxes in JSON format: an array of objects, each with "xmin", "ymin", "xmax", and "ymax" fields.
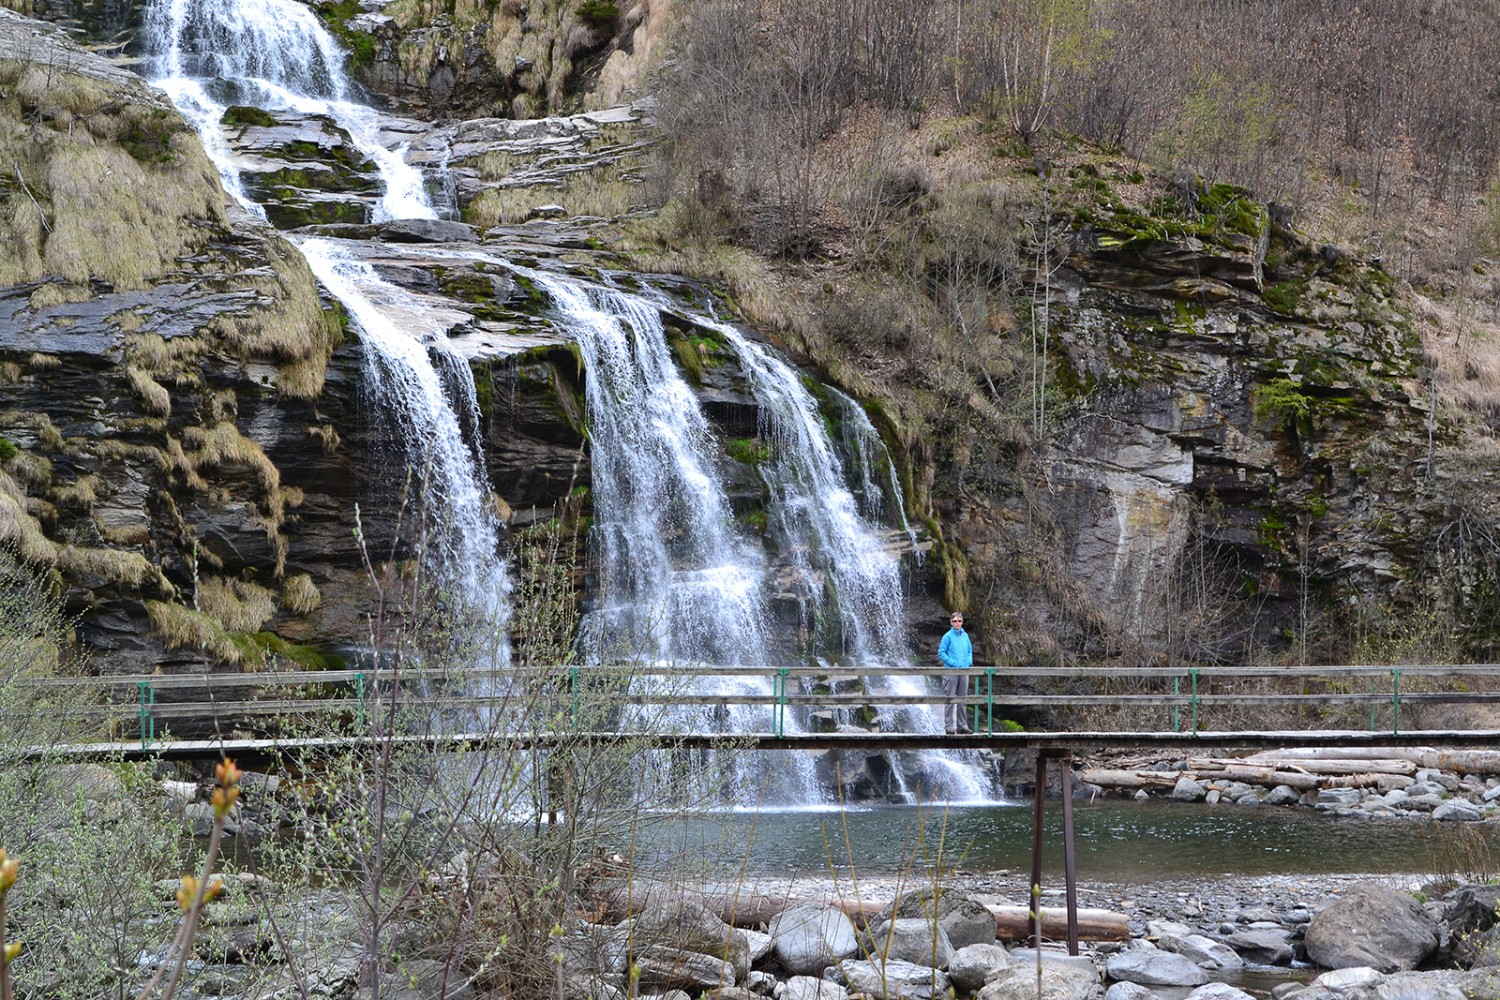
[{"xmin": 1304, "ymin": 882, "xmax": 1440, "ymax": 973}]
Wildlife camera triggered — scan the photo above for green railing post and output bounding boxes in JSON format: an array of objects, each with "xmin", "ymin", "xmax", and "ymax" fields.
[
  {"xmin": 1369, "ymin": 677, "xmax": 1377, "ymax": 732},
  {"xmin": 985, "ymin": 668, "xmax": 995, "ymax": 736},
  {"xmin": 1190, "ymin": 668, "xmax": 1200, "ymax": 736},
  {"xmin": 137, "ymin": 681, "xmax": 155, "ymax": 751},
  {"xmin": 774, "ymin": 668, "xmax": 790, "ymax": 738},
  {"xmin": 1392, "ymin": 668, "xmax": 1402, "ymax": 736},
  {"xmin": 1172, "ymin": 676, "xmax": 1180, "ymax": 732},
  {"xmin": 354, "ymin": 671, "xmax": 367, "ymax": 730}
]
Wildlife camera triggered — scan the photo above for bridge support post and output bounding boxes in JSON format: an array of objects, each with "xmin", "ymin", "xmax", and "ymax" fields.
[{"xmin": 1029, "ymin": 749, "xmax": 1081, "ymax": 957}]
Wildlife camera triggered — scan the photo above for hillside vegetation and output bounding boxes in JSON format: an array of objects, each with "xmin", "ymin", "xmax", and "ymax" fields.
[{"xmin": 621, "ymin": 0, "xmax": 1500, "ymax": 667}]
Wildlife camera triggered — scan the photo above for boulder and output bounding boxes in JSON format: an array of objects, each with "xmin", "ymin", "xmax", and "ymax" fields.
[
  {"xmin": 1175, "ymin": 934, "xmax": 1244, "ymax": 971},
  {"xmin": 634, "ymin": 897, "xmax": 749, "ymax": 979},
  {"xmin": 977, "ymin": 964, "xmax": 1102, "ymax": 1000},
  {"xmin": 768, "ymin": 905, "xmax": 859, "ymax": 976},
  {"xmin": 634, "ymin": 945, "xmax": 735, "ymax": 991},
  {"xmin": 1442, "ymin": 885, "xmax": 1500, "ymax": 967},
  {"xmin": 948, "ymin": 943, "xmax": 1013, "ymax": 994},
  {"xmin": 1222, "ymin": 929, "xmax": 1294, "ymax": 965},
  {"xmin": 942, "ymin": 898, "xmax": 1002, "ymax": 950},
  {"xmin": 867, "ymin": 918, "xmax": 954, "ymax": 968},
  {"xmin": 1312, "ymin": 967, "xmax": 1381, "ymax": 991},
  {"xmin": 1105, "ymin": 943, "xmax": 1209, "ymax": 987},
  {"xmin": 1182, "ymin": 986, "xmax": 1255, "ymax": 1000},
  {"xmin": 1171, "ymin": 777, "xmax": 1206, "ymax": 802},
  {"xmin": 783, "ymin": 976, "xmax": 848, "ymax": 1000},
  {"xmin": 1304, "ymin": 883, "xmax": 1439, "ymax": 973},
  {"xmin": 838, "ymin": 959, "xmax": 951, "ymax": 1000},
  {"xmin": 1103, "ymin": 985, "xmax": 1158, "ymax": 1000},
  {"xmin": 1431, "ymin": 800, "xmax": 1484, "ymax": 822}
]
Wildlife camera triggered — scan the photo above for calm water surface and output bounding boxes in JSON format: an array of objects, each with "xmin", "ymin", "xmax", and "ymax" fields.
[{"xmin": 633, "ymin": 799, "xmax": 1491, "ymax": 882}]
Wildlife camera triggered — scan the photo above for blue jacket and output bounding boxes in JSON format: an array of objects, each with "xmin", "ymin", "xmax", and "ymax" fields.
[{"xmin": 938, "ymin": 628, "xmax": 972, "ymax": 669}]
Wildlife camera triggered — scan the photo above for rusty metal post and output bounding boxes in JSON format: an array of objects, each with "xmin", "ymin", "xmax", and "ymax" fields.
[
  {"xmin": 1030, "ymin": 753, "xmax": 1047, "ymax": 950},
  {"xmin": 1060, "ymin": 753, "xmax": 1079, "ymax": 955}
]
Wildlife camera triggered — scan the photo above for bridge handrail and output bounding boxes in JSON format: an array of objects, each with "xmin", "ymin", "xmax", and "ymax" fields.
[{"xmin": 20, "ymin": 662, "xmax": 1500, "ymax": 692}]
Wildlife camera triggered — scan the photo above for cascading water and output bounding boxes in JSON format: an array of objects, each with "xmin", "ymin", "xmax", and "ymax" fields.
[
  {"xmin": 145, "ymin": 0, "xmax": 434, "ymax": 220},
  {"xmin": 298, "ymin": 238, "xmax": 510, "ymax": 641}
]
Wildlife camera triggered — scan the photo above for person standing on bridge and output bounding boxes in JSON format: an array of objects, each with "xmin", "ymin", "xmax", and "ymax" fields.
[{"xmin": 938, "ymin": 612, "xmax": 973, "ymax": 734}]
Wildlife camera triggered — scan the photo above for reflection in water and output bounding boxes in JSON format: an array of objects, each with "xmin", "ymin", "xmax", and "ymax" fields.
[{"xmin": 628, "ymin": 800, "xmax": 1491, "ymax": 882}]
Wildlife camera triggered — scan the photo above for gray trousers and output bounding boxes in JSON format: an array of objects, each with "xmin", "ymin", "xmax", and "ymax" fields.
[{"xmin": 943, "ymin": 672, "xmax": 970, "ymax": 731}]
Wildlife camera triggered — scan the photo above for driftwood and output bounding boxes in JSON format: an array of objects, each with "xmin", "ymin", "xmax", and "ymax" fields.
[
  {"xmin": 1192, "ymin": 766, "xmax": 1320, "ymax": 791},
  {"xmin": 594, "ymin": 880, "xmax": 887, "ymax": 927},
  {"xmin": 1419, "ymin": 750, "xmax": 1500, "ymax": 776},
  {"xmin": 984, "ymin": 905, "xmax": 1130, "ymax": 942},
  {"xmin": 1324, "ymin": 773, "xmax": 1385, "ymax": 789},
  {"xmin": 1200, "ymin": 756, "xmax": 1416, "ymax": 777},
  {"xmin": 1245, "ymin": 747, "xmax": 1433, "ymax": 765},
  {"xmin": 1080, "ymin": 768, "xmax": 1179, "ymax": 789}
]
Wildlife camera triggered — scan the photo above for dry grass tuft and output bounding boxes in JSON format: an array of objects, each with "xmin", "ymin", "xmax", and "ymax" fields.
[
  {"xmin": 307, "ymin": 424, "xmax": 340, "ymax": 454},
  {"xmin": 181, "ymin": 422, "xmax": 281, "ymax": 497},
  {"xmin": 123, "ymin": 333, "xmax": 172, "ymax": 372},
  {"xmin": 196, "ymin": 576, "xmax": 278, "ymax": 632},
  {"xmin": 146, "ymin": 600, "xmax": 244, "ymax": 665},
  {"xmin": 50, "ymin": 474, "xmax": 98, "ymax": 511},
  {"xmin": 281, "ymin": 573, "xmax": 321, "ymax": 615},
  {"xmin": 126, "ymin": 367, "xmax": 172, "ymax": 417},
  {"xmin": 25, "ymin": 353, "xmax": 60, "ymax": 371}
]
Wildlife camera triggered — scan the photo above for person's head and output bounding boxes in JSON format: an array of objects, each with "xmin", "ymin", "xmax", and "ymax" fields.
[{"xmin": 950, "ymin": 612, "xmax": 964, "ymax": 630}]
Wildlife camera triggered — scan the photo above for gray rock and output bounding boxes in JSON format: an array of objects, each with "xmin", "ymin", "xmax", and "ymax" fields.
[
  {"xmin": 1316, "ymin": 788, "xmax": 1362, "ymax": 809},
  {"xmin": 837, "ymin": 959, "xmax": 951, "ymax": 1000},
  {"xmin": 746, "ymin": 970, "xmax": 777, "ymax": 995},
  {"xmin": 1265, "ymin": 785, "xmax": 1301, "ymax": 805},
  {"xmin": 634, "ymin": 897, "xmax": 749, "ymax": 979},
  {"xmin": 378, "ymin": 218, "xmax": 477, "ymax": 243},
  {"xmin": 948, "ymin": 943, "xmax": 1012, "ymax": 993},
  {"xmin": 1432, "ymin": 799, "xmax": 1484, "ymax": 822},
  {"xmin": 1223, "ymin": 929, "xmax": 1293, "ymax": 965},
  {"xmin": 1482, "ymin": 785, "xmax": 1500, "ymax": 803},
  {"xmin": 1009, "ymin": 949, "xmax": 1099, "ymax": 976},
  {"xmin": 634, "ymin": 945, "xmax": 735, "ymax": 991},
  {"xmin": 1183, "ymin": 985, "xmax": 1255, "ymax": 1000},
  {"xmin": 1175, "ymin": 934, "xmax": 1244, "ymax": 970},
  {"xmin": 1379, "ymin": 775, "xmax": 1416, "ymax": 793},
  {"xmin": 977, "ymin": 964, "xmax": 1102, "ymax": 1000},
  {"xmin": 941, "ymin": 898, "xmax": 1001, "ymax": 950},
  {"xmin": 1402, "ymin": 794, "xmax": 1444, "ymax": 812},
  {"xmin": 1304, "ymin": 883, "xmax": 1439, "ymax": 973},
  {"xmin": 1312, "ymin": 967, "xmax": 1381, "ymax": 991},
  {"xmin": 1407, "ymin": 781, "xmax": 1446, "ymax": 798},
  {"xmin": 867, "ymin": 918, "xmax": 954, "ymax": 968},
  {"xmin": 1171, "ymin": 777, "xmax": 1207, "ymax": 802},
  {"xmin": 783, "ymin": 976, "xmax": 847, "ymax": 1000},
  {"xmin": 1146, "ymin": 920, "xmax": 1193, "ymax": 949},
  {"xmin": 1105, "ymin": 943, "xmax": 1209, "ymax": 987},
  {"xmin": 769, "ymin": 906, "xmax": 859, "ymax": 976},
  {"xmin": 1104, "ymin": 984, "xmax": 1159, "ymax": 1000},
  {"xmin": 743, "ymin": 929, "xmax": 774, "ymax": 964}
]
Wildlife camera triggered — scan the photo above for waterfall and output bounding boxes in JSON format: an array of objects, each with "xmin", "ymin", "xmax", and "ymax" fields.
[
  {"xmin": 298, "ymin": 238, "xmax": 510, "ymax": 650},
  {"xmin": 145, "ymin": 0, "xmax": 434, "ymax": 220}
]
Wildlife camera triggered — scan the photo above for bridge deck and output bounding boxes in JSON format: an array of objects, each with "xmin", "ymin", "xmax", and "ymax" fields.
[{"xmin": 28, "ymin": 729, "xmax": 1500, "ymax": 766}]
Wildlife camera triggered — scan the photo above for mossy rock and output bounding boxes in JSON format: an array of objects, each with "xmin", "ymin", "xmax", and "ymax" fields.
[{"xmin": 221, "ymin": 105, "xmax": 278, "ymax": 128}]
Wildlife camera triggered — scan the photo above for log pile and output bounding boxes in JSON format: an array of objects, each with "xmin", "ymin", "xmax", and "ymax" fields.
[{"xmin": 1081, "ymin": 746, "xmax": 1500, "ymax": 800}]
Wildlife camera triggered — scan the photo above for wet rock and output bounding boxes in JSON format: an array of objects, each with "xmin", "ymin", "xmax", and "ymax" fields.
[
  {"xmin": 948, "ymin": 943, "xmax": 1012, "ymax": 993},
  {"xmin": 377, "ymin": 218, "xmax": 477, "ymax": 243},
  {"xmin": 1174, "ymin": 934, "xmax": 1243, "ymax": 971},
  {"xmin": 1431, "ymin": 799, "xmax": 1483, "ymax": 822},
  {"xmin": 1104, "ymin": 985, "xmax": 1158, "ymax": 1000},
  {"xmin": 1222, "ymin": 928, "xmax": 1293, "ymax": 965},
  {"xmin": 1183, "ymin": 985, "xmax": 1255, "ymax": 1000},
  {"xmin": 768, "ymin": 905, "xmax": 859, "ymax": 976},
  {"xmin": 1105, "ymin": 942, "xmax": 1209, "ymax": 987},
  {"xmin": 1304, "ymin": 882, "xmax": 1438, "ymax": 972},
  {"xmin": 1315, "ymin": 788, "xmax": 1361, "ymax": 810},
  {"xmin": 1171, "ymin": 778, "xmax": 1207, "ymax": 802}
]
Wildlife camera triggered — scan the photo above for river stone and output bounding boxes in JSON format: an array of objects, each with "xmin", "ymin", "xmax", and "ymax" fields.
[
  {"xmin": 1183, "ymin": 985, "xmax": 1255, "ymax": 1000},
  {"xmin": 1408, "ymin": 781, "xmax": 1446, "ymax": 797},
  {"xmin": 1223, "ymin": 929, "xmax": 1293, "ymax": 965},
  {"xmin": 1345, "ymin": 970, "xmax": 1469, "ymax": 999},
  {"xmin": 868, "ymin": 918, "xmax": 954, "ymax": 967},
  {"xmin": 948, "ymin": 943, "xmax": 1012, "ymax": 993},
  {"xmin": 1009, "ymin": 949, "xmax": 1098, "ymax": 976},
  {"xmin": 1103, "ymin": 985, "xmax": 1158, "ymax": 1000},
  {"xmin": 1316, "ymin": 788, "xmax": 1362, "ymax": 809},
  {"xmin": 1171, "ymin": 777, "xmax": 1206, "ymax": 802},
  {"xmin": 634, "ymin": 945, "xmax": 735, "ymax": 991},
  {"xmin": 1402, "ymin": 794, "xmax": 1443, "ymax": 812},
  {"xmin": 977, "ymin": 964, "xmax": 1102, "ymax": 1000},
  {"xmin": 1176, "ymin": 934, "xmax": 1244, "ymax": 970},
  {"xmin": 565, "ymin": 974, "xmax": 626, "ymax": 1000},
  {"xmin": 942, "ymin": 898, "xmax": 1001, "ymax": 949},
  {"xmin": 634, "ymin": 898, "xmax": 749, "ymax": 978},
  {"xmin": 1432, "ymin": 799, "xmax": 1484, "ymax": 822},
  {"xmin": 837, "ymin": 959, "xmax": 951, "ymax": 1000},
  {"xmin": 1266, "ymin": 785, "xmax": 1301, "ymax": 805},
  {"xmin": 1105, "ymin": 943, "xmax": 1209, "ymax": 987},
  {"xmin": 1147, "ymin": 920, "xmax": 1193, "ymax": 949},
  {"xmin": 1444, "ymin": 884, "xmax": 1500, "ymax": 966},
  {"xmin": 1313, "ymin": 967, "xmax": 1382, "ymax": 991},
  {"xmin": 1380, "ymin": 775, "xmax": 1416, "ymax": 793},
  {"xmin": 1304, "ymin": 883, "xmax": 1438, "ymax": 973},
  {"xmin": 743, "ymin": 929, "xmax": 774, "ymax": 964},
  {"xmin": 783, "ymin": 976, "xmax": 848, "ymax": 1000},
  {"xmin": 769, "ymin": 905, "xmax": 858, "ymax": 975}
]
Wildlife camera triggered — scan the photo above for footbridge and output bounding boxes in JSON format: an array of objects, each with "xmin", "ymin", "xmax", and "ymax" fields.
[{"xmin": 15, "ymin": 662, "xmax": 1500, "ymax": 764}]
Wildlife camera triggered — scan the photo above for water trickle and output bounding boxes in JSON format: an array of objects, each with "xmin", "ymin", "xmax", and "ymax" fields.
[
  {"xmin": 145, "ymin": 0, "xmax": 435, "ymax": 220},
  {"xmin": 298, "ymin": 238, "xmax": 510, "ymax": 646}
]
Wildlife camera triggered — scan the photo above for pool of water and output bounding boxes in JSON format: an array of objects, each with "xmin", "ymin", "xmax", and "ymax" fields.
[{"xmin": 630, "ymin": 798, "xmax": 1492, "ymax": 883}]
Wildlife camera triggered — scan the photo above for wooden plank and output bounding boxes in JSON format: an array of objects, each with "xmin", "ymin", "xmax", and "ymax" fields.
[{"xmin": 984, "ymin": 905, "xmax": 1129, "ymax": 942}]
